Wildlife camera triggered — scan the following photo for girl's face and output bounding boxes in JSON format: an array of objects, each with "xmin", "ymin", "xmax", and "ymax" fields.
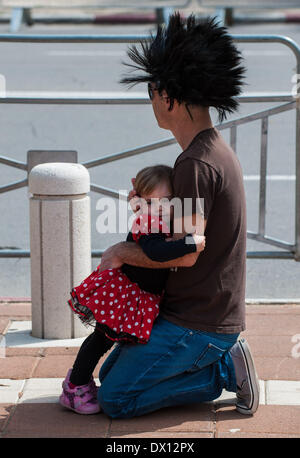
[{"xmin": 140, "ymin": 181, "xmax": 173, "ymax": 218}]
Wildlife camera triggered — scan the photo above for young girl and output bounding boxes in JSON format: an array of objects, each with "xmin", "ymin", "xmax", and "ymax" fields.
[{"xmin": 59, "ymin": 164, "xmax": 205, "ymax": 414}]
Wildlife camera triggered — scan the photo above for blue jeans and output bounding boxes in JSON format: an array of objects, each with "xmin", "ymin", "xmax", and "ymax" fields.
[{"xmin": 98, "ymin": 315, "xmax": 239, "ymax": 418}]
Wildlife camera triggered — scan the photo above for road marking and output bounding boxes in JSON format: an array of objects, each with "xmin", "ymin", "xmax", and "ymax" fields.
[
  {"xmin": 242, "ymin": 50, "xmax": 290, "ymax": 57},
  {"xmin": 47, "ymin": 50, "xmax": 125, "ymax": 57},
  {"xmin": 47, "ymin": 50, "xmax": 290, "ymax": 58},
  {"xmin": 243, "ymin": 175, "xmax": 295, "ymax": 181}
]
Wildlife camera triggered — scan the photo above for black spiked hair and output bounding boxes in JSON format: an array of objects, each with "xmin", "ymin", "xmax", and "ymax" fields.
[{"xmin": 120, "ymin": 12, "xmax": 246, "ymax": 122}]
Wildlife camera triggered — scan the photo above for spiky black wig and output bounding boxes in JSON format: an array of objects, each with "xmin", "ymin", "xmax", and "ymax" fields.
[{"xmin": 120, "ymin": 12, "xmax": 246, "ymax": 122}]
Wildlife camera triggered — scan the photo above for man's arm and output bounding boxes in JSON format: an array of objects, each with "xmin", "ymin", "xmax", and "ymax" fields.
[
  {"xmin": 99, "ymin": 216, "xmax": 207, "ymax": 272},
  {"xmin": 99, "ymin": 241, "xmax": 198, "ymax": 273}
]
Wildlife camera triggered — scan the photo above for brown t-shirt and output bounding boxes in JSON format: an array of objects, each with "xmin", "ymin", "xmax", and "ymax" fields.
[{"xmin": 160, "ymin": 127, "xmax": 247, "ymax": 334}]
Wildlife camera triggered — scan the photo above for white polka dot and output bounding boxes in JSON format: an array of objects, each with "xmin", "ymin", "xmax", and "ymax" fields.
[
  {"xmin": 101, "ymin": 311, "xmax": 105, "ymax": 315},
  {"xmin": 109, "ymin": 272, "xmax": 113, "ymax": 276},
  {"xmin": 102, "ymin": 301, "xmax": 105, "ymax": 305},
  {"xmin": 94, "ymin": 292, "xmax": 98, "ymax": 296},
  {"xmin": 110, "ymin": 310, "xmax": 113, "ymax": 314},
  {"xmin": 95, "ymin": 283, "xmax": 99, "ymax": 287},
  {"xmin": 132, "ymin": 291, "xmax": 136, "ymax": 295},
  {"xmin": 109, "ymin": 293, "xmax": 114, "ymax": 297},
  {"xmin": 94, "ymin": 309, "xmax": 98, "ymax": 313},
  {"xmin": 146, "ymin": 331, "xmax": 150, "ymax": 334},
  {"xmin": 135, "ymin": 322, "xmax": 139, "ymax": 326},
  {"xmin": 148, "ymin": 307, "xmax": 152, "ymax": 311},
  {"xmin": 113, "ymin": 328, "xmax": 117, "ymax": 331},
  {"xmin": 101, "ymin": 319, "xmax": 106, "ymax": 323},
  {"xmin": 95, "ymin": 300, "xmax": 99, "ymax": 304},
  {"xmin": 127, "ymin": 301, "xmax": 131, "ymax": 305},
  {"xmin": 111, "ymin": 315, "xmax": 115, "ymax": 319},
  {"xmin": 80, "ymin": 294, "xmax": 84, "ymax": 297},
  {"xmin": 149, "ymin": 297, "xmax": 153, "ymax": 301},
  {"xmin": 130, "ymin": 307, "xmax": 134, "ymax": 311},
  {"xmin": 111, "ymin": 284, "xmax": 115, "ymax": 288},
  {"xmin": 103, "ymin": 292, "xmax": 106, "ymax": 296},
  {"xmin": 109, "ymin": 301, "xmax": 113, "ymax": 305},
  {"xmin": 83, "ymin": 283, "xmax": 87, "ymax": 287},
  {"xmin": 128, "ymin": 324, "xmax": 131, "ymax": 329},
  {"xmin": 147, "ymin": 319, "xmax": 151, "ymax": 323}
]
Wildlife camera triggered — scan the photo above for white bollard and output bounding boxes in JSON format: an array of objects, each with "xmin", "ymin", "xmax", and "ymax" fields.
[{"xmin": 28, "ymin": 162, "xmax": 91, "ymax": 339}]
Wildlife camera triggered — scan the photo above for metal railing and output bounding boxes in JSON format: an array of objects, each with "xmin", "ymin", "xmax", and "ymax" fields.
[
  {"xmin": 0, "ymin": 33, "xmax": 299, "ymax": 261},
  {"xmin": 0, "ymin": 0, "xmax": 191, "ymax": 32}
]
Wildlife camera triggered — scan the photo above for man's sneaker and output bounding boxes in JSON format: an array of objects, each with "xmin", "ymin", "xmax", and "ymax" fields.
[
  {"xmin": 229, "ymin": 338, "xmax": 260, "ymax": 415},
  {"xmin": 59, "ymin": 368, "xmax": 101, "ymax": 415}
]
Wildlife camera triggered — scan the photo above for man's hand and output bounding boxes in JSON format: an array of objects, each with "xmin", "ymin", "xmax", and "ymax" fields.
[
  {"xmin": 128, "ymin": 177, "xmax": 142, "ymax": 214},
  {"xmin": 98, "ymin": 244, "xmax": 123, "ymax": 273}
]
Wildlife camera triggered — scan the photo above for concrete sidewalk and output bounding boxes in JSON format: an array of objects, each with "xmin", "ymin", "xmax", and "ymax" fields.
[{"xmin": 0, "ymin": 300, "xmax": 300, "ymax": 438}]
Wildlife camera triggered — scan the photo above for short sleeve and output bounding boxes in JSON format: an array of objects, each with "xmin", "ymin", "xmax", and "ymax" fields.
[{"xmin": 172, "ymin": 158, "xmax": 220, "ymax": 220}]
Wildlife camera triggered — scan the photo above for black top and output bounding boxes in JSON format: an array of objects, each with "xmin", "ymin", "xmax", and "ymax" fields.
[{"xmin": 121, "ymin": 231, "xmax": 196, "ymax": 295}]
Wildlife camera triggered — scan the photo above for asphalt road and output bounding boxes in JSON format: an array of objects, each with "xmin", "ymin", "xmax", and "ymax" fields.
[{"xmin": 0, "ymin": 19, "xmax": 299, "ymax": 299}]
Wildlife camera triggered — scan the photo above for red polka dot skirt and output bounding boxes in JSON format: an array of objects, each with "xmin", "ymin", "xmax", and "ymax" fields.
[{"xmin": 68, "ymin": 265, "xmax": 161, "ymax": 344}]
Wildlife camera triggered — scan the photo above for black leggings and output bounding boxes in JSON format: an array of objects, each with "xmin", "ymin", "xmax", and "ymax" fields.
[{"xmin": 70, "ymin": 326, "xmax": 115, "ymax": 386}]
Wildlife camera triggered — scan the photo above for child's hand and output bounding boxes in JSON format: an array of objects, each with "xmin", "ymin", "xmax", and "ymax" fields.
[{"xmin": 192, "ymin": 234, "xmax": 206, "ymax": 252}]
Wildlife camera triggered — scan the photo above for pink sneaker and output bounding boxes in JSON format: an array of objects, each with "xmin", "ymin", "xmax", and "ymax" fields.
[{"xmin": 59, "ymin": 369, "xmax": 101, "ymax": 415}]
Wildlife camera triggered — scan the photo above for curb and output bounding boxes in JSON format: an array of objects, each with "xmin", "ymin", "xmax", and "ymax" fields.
[
  {"xmin": 0, "ymin": 297, "xmax": 31, "ymax": 303},
  {"xmin": 1, "ymin": 297, "xmax": 300, "ymax": 304}
]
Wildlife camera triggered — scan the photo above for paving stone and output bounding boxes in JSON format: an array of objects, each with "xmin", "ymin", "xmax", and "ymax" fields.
[
  {"xmin": 32, "ymin": 355, "xmax": 77, "ymax": 378},
  {"xmin": 0, "ymin": 356, "xmax": 38, "ymax": 379},
  {"xmin": 5, "ymin": 347, "xmax": 44, "ymax": 357},
  {"xmin": 20, "ymin": 378, "xmax": 65, "ymax": 403},
  {"xmin": 0, "ymin": 304, "xmax": 31, "ymax": 318},
  {"xmin": 0, "ymin": 380, "xmax": 25, "ymax": 403},
  {"xmin": 32, "ymin": 354, "xmax": 104, "ymax": 378},
  {"xmin": 2, "ymin": 403, "xmax": 110, "ymax": 438},
  {"xmin": 244, "ymin": 314, "xmax": 300, "ymax": 336},
  {"xmin": 110, "ymin": 404, "xmax": 215, "ymax": 435},
  {"xmin": 255, "ymin": 356, "xmax": 300, "ymax": 381},
  {"xmin": 0, "ymin": 404, "xmax": 15, "ymax": 432},
  {"xmin": 266, "ymin": 380, "xmax": 300, "ymax": 405},
  {"xmin": 243, "ymin": 335, "xmax": 297, "ymax": 357},
  {"xmin": 0, "ymin": 318, "xmax": 10, "ymax": 334},
  {"xmin": 217, "ymin": 431, "xmax": 300, "ymax": 438},
  {"xmin": 110, "ymin": 432, "xmax": 214, "ymax": 438},
  {"xmin": 245, "ymin": 305, "xmax": 300, "ymax": 315},
  {"xmin": 216, "ymin": 405, "xmax": 300, "ymax": 435}
]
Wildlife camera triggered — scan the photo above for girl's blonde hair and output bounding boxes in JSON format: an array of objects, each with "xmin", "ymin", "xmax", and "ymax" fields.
[{"xmin": 134, "ymin": 164, "xmax": 173, "ymax": 197}]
